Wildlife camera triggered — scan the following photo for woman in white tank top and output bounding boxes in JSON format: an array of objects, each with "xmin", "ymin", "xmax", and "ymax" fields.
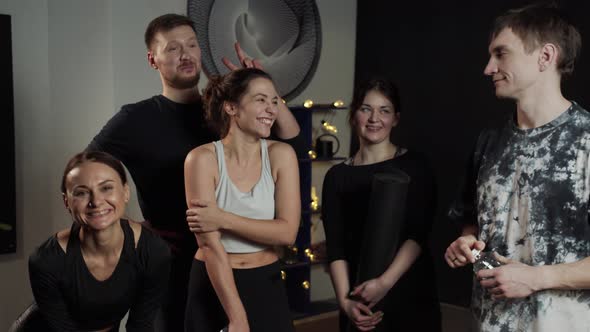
[{"xmin": 183, "ymin": 68, "xmax": 300, "ymax": 332}]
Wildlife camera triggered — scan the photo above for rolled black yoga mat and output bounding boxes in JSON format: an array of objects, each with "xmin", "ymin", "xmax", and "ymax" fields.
[{"xmin": 348, "ymin": 170, "xmax": 410, "ymax": 331}]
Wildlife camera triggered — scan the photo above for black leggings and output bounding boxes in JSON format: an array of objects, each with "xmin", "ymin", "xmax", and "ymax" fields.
[
  {"xmin": 184, "ymin": 259, "xmax": 294, "ymax": 332},
  {"xmin": 156, "ymin": 252, "xmax": 193, "ymax": 331}
]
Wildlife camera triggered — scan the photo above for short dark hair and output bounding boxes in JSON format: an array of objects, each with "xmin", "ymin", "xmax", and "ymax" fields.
[
  {"xmin": 349, "ymin": 78, "xmax": 401, "ymax": 129},
  {"xmin": 203, "ymin": 68, "xmax": 274, "ymax": 138},
  {"xmin": 491, "ymin": 3, "xmax": 581, "ymax": 76},
  {"xmin": 61, "ymin": 151, "xmax": 127, "ymax": 194},
  {"xmin": 144, "ymin": 14, "xmax": 195, "ymax": 50}
]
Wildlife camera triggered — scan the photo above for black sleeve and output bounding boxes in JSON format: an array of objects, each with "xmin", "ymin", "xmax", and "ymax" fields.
[
  {"xmin": 321, "ymin": 166, "xmax": 347, "ymax": 262},
  {"xmin": 126, "ymin": 227, "xmax": 171, "ymax": 332},
  {"xmin": 28, "ymin": 239, "xmax": 79, "ymax": 332},
  {"xmin": 447, "ymin": 133, "xmax": 488, "ymax": 228},
  {"xmin": 403, "ymin": 156, "xmax": 437, "ymax": 248},
  {"xmin": 86, "ymin": 105, "xmax": 135, "ymax": 163}
]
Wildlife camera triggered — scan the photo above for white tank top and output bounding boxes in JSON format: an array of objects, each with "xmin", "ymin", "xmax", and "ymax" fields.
[{"xmin": 213, "ymin": 139, "xmax": 275, "ymax": 253}]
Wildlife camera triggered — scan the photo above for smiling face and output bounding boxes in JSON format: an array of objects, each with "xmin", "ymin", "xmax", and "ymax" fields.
[
  {"xmin": 63, "ymin": 161, "xmax": 129, "ymax": 231},
  {"xmin": 352, "ymin": 89, "xmax": 399, "ymax": 145},
  {"xmin": 228, "ymin": 77, "xmax": 279, "ymax": 138},
  {"xmin": 484, "ymin": 28, "xmax": 542, "ymax": 100},
  {"xmin": 148, "ymin": 25, "xmax": 202, "ymax": 90}
]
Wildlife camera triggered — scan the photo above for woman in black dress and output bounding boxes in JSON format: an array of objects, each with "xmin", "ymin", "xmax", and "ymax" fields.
[{"xmin": 322, "ymin": 79, "xmax": 441, "ymax": 331}]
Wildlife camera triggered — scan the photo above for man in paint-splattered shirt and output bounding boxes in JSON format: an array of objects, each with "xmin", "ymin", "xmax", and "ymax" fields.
[{"xmin": 445, "ymin": 4, "xmax": 590, "ymax": 331}]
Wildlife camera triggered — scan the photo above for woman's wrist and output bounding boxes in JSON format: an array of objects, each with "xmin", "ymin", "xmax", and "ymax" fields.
[
  {"xmin": 227, "ymin": 307, "xmax": 249, "ymax": 324},
  {"xmin": 377, "ymin": 274, "xmax": 394, "ymax": 290},
  {"xmin": 220, "ymin": 210, "xmax": 232, "ymax": 230},
  {"xmin": 230, "ymin": 315, "xmax": 248, "ymax": 324},
  {"xmin": 338, "ymin": 296, "xmax": 350, "ymax": 311}
]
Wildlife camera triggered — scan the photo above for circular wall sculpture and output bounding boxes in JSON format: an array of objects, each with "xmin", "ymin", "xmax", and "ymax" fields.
[{"xmin": 188, "ymin": 0, "xmax": 322, "ymax": 101}]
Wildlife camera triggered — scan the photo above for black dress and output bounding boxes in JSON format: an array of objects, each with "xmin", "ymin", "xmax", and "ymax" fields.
[{"xmin": 321, "ymin": 151, "xmax": 441, "ymax": 331}]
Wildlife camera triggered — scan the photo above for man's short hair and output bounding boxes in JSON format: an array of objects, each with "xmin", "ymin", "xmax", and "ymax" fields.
[
  {"xmin": 491, "ymin": 3, "xmax": 582, "ymax": 76},
  {"xmin": 144, "ymin": 14, "xmax": 196, "ymax": 51}
]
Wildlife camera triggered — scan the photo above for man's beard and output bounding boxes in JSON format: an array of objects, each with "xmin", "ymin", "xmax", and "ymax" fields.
[{"xmin": 169, "ymin": 72, "xmax": 200, "ymax": 90}]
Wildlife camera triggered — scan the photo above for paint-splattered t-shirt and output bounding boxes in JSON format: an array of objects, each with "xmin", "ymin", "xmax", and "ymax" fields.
[{"xmin": 453, "ymin": 102, "xmax": 590, "ymax": 332}]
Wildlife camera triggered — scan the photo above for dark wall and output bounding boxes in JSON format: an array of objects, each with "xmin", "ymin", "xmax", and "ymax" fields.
[
  {"xmin": 354, "ymin": 1, "xmax": 590, "ymax": 306},
  {"xmin": 0, "ymin": 14, "xmax": 16, "ymax": 254}
]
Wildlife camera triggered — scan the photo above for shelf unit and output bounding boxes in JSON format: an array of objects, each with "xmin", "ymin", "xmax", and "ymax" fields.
[{"xmin": 281, "ymin": 104, "xmax": 347, "ymax": 316}]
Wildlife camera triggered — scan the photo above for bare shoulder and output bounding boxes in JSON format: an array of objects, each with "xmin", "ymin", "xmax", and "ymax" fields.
[
  {"xmin": 56, "ymin": 229, "xmax": 71, "ymax": 252},
  {"xmin": 267, "ymin": 140, "xmax": 298, "ymax": 179},
  {"xmin": 127, "ymin": 220, "xmax": 142, "ymax": 248},
  {"xmin": 185, "ymin": 142, "xmax": 217, "ymax": 168},
  {"xmin": 267, "ymin": 140, "xmax": 296, "ymax": 162}
]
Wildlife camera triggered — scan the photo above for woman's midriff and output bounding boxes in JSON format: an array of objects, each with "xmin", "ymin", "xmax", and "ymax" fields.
[{"xmin": 195, "ymin": 247, "xmax": 278, "ymax": 269}]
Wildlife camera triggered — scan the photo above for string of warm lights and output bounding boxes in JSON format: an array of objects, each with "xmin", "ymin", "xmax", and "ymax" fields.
[
  {"xmin": 280, "ymin": 271, "xmax": 310, "ymax": 291},
  {"xmin": 310, "ymin": 186, "xmax": 319, "ymax": 211},
  {"xmin": 308, "ymin": 150, "xmax": 317, "ymax": 159},
  {"xmin": 280, "ymin": 245, "xmax": 313, "ymax": 290},
  {"xmin": 304, "ymin": 248, "xmax": 315, "ymax": 262},
  {"xmin": 321, "ymin": 120, "xmax": 338, "ymax": 134},
  {"xmin": 302, "ymin": 99, "xmax": 346, "ymax": 109},
  {"xmin": 281, "ymin": 99, "xmax": 347, "ymax": 295}
]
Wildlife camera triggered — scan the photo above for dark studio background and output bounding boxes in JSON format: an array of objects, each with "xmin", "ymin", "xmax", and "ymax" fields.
[{"xmin": 353, "ymin": 0, "xmax": 590, "ymax": 306}]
